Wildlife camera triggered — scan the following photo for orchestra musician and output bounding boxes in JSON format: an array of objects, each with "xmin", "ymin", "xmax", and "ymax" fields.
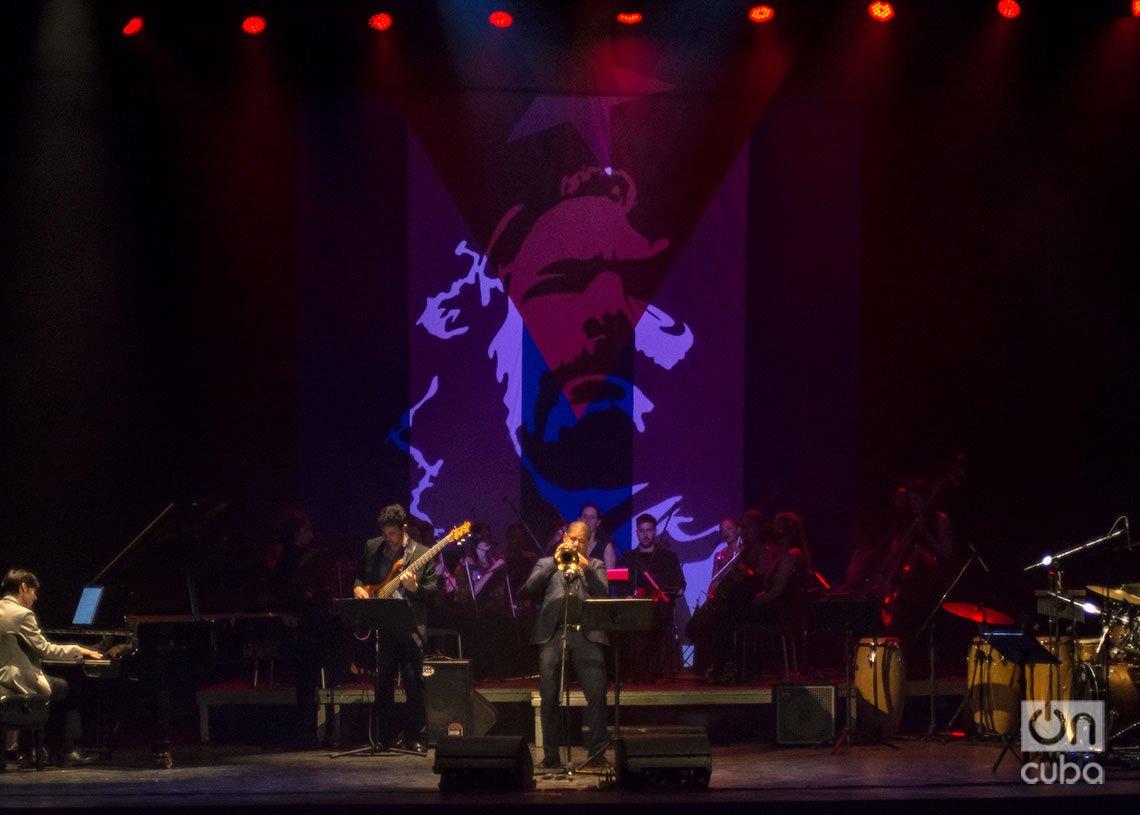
[
  {"xmin": 619, "ymin": 513, "xmax": 686, "ymax": 683},
  {"xmin": 453, "ymin": 523, "xmax": 519, "ymax": 678},
  {"xmin": 707, "ymin": 517, "xmax": 743, "ymax": 597},
  {"xmin": 352, "ymin": 504, "xmax": 438, "ymax": 754},
  {"xmin": 526, "ymin": 521, "xmax": 609, "ymax": 770},
  {"xmin": 0, "ymin": 569, "xmax": 102, "ymax": 766}
]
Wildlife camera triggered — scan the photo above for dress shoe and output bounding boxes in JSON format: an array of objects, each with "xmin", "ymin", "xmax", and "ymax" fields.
[
  {"xmin": 58, "ymin": 748, "xmax": 99, "ymax": 767},
  {"xmin": 537, "ymin": 755, "xmax": 563, "ymax": 770}
]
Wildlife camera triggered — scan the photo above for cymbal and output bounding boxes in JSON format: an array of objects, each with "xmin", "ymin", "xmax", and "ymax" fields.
[
  {"xmin": 1086, "ymin": 585, "xmax": 1140, "ymax": 605},
  {"xmin": 942, "ymin": 602, "xmax": 1014, "ymax": 625}
]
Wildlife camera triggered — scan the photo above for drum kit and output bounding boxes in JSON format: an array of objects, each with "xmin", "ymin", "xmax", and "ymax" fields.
[{"xmin": 948, "ymin": 583, "xmax": 1140, "ymax": 746}]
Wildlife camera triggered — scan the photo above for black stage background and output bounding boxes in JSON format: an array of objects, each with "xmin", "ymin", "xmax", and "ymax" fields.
[{"xmin": 1, "ymin": 0, "xmax": 1139, "ymax": 626}]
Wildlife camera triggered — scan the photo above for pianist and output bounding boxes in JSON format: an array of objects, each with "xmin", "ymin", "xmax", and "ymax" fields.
[{"xmin": 0, "ymin": 568, "xmax": 103, "ymax": 765}]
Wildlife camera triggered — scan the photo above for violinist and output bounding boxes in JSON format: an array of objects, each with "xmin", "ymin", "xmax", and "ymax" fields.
[
  {"xmin": 687, "ymin": 509, "xmax": 770, "ymax": 683},
  {"xmin": 707, "ymin": 517, "xmax": 744, "ymax": 597},
  {"xmin": 619, "ymin": 514, "xmax": 686, "ymax": 683}
]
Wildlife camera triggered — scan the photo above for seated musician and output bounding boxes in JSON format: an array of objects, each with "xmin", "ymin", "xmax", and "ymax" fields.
[
  {"xmin": 452, "ymin": 523, "xmax": 520, "ymax": 679},
  {"xmin": 0, "ymin": 569, "xmax": 102, "ymax": 765},
  {"xmin": 707, "ymin": 516, "xmax": 743, "ymax": 597},
  {"xmin": 619, "ymin": 513, "xmax": 686, "ymax": 683},
  {"xmin": 352, "ymin": 504, "xmax": 438, "ymax": 754}
]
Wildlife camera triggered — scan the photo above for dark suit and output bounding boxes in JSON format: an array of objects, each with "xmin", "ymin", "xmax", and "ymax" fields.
[
  {"xmin": 353, "ymin": 536, "xmax": 438, "ymax": 745},
  {"xmin": 525, "ymin": 556, "xmax": 609, "ymax": 761}
]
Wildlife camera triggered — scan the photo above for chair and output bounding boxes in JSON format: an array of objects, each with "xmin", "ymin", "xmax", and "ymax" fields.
[
  {"xmin": 0, "ymin": 693, "xmax": 51, "ymax": 772},
  {"xmin": 734, "ymin": 577, "xmax": 813, "ymax": 682}
]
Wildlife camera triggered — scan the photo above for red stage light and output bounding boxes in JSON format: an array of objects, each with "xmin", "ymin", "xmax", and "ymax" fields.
[
  {"xmin": 996, "ymin": 0, "xmax": 1021, "ymax": 18},
  {"xmin": 868, "ymin": 2, "xmax": 894, "ymax": 21},
  {"xmin": 748, "ymin": 6, "xmax": 775, "ymax": 23},
  {"xmin": 121, "ymin": 17, "xmax": 144, "ymax": 37},
  {"xmin": 616, "ymin": 12, "xmax": 643, "ymax": 25},
  {"xmin": 1133, "ymin": 0, "xmax": 1139, "ymax": 16},
  {"xmin": 489, "ymin": 11, "xmax": 513, "ymax": 28},
  {"xmin": 368, "ymin": 13, "xmax": 393, "ymax": 31},
  {"xmin": 242, "ymin": 16, "xmax": 266, "ymax": 35}
]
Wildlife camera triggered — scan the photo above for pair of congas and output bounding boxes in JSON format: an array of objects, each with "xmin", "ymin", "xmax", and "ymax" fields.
[{"xmin": 966, "ymin": 635, "xmax": 1140, "ymax": 736}]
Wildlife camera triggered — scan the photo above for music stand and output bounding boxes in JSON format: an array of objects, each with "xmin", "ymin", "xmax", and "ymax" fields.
[
  {"xmin": 984, "ymin": 629, "xmax": 1059, "ymax": 773},
  {"xmin": 330, "ymin": 598, "xmax": 417, "ymax": 758},
  {"xmin": 574, "ymin": 599, "xmax": 655, "ymax": 773}
]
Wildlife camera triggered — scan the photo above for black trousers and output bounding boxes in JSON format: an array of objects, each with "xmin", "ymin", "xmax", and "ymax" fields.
[
  {"xmin": 538, "ymin": 630, "xmax": 607, "ymax": 760},
  {"xmin": 374, "ymin": 632, "xmax": 426, "ymax": 744},
  {"xmin": 44, "ymin": 674, "xmax": 80, "ymax": 754}
]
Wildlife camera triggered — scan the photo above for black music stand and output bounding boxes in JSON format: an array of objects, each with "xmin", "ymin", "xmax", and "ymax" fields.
[
  {"xmin": 330, "ymin": 598, "xmax": 417, "ymax": 758},
  {"xmin": 574, "ymin": 598, "xmax": 655, "ymax": 774},
  {"xmin": 984, "ymin": 630, "xmax": 1059, "ymax": 773}
]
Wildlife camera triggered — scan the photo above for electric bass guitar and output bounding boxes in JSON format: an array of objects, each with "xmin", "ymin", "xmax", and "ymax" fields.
[{"xmin": 360, "ymin": 521, "xmax": 472, "ymax": 598}]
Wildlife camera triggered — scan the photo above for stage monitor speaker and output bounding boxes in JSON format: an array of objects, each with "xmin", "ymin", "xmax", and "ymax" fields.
[
  {"xmin": 432, "ymin": 735, "xmax": 534, "ymax": 792},
  {"xmin": 616, "ymin": 731, "xmax": 712, "ymax": 789},
  {"xmin": 775, "ymin": 684, "xmax": 836, "ymax": 745},
  {"xmin": 424, "ymin": 659, "xmax": 499, "ymax": 744}
]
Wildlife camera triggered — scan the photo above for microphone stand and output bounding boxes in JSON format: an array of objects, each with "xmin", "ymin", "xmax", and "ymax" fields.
[
  {"xmin": 910, "ymin": 541, "xmax": 990, "ymax": 737},
  {"xmin": 556, "ymin": 569, "xmax": 578, "ymax": 776}
]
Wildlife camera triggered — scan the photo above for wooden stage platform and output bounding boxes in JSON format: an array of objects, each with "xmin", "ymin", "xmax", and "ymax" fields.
[{"xmin": 2, "ymin": 737, "xmax": 1138, "ymax": 815}]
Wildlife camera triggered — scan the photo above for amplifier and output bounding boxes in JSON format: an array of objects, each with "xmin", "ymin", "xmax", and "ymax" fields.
[{"xmin": 775, "ymin": 684, "xmax": 836, "ymax": 745}]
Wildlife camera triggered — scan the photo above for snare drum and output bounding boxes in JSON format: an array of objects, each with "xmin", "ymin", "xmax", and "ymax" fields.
[
  {"xmin": 854, "ymin": 637, "xmax": 907, "ymax": 737},
  {"xmin": 1025, "ymin": 636, "xmax": 1074, "ymax": 703},
  {"xmin": 966, "ymin": 637, "xmax": 1020, "ymax": 735}
]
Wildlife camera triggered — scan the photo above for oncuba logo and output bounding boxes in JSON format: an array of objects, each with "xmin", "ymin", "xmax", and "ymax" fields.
[{"xmin": 1020, "ymin": 701, "xmax": 1105, "ymax": 785}]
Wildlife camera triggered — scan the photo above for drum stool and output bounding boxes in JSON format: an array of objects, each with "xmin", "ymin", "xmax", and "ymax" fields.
[{"xmin": 0, "ymin": 693, "xmax": 51, "ymax": 772}]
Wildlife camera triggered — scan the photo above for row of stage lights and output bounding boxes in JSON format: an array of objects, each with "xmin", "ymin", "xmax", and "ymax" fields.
[{"xmin": 119, "ymin": 1, "xmax": 1140, "ymax": 36}]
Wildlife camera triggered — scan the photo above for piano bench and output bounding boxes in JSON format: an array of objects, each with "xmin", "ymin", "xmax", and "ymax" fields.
[{"xmin": 0, "ymin": 693, "xmax": 51, "ymax": 772}]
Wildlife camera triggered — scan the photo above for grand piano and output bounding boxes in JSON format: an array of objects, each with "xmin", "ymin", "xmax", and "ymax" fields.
[{"xmin": 43, "ymin": 500, "xmax": 284, "ymax": 767}]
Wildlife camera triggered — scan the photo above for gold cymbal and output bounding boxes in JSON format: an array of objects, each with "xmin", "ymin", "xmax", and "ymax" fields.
[{"xmin": 1086, "ymin": 585, "xmax": 1140, "ymax": 605}]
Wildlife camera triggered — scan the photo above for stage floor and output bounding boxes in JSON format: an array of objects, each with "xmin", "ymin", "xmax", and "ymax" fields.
[{"xmin": 2, "ymin": 739, "xmax": 1138, "ymax": 814}]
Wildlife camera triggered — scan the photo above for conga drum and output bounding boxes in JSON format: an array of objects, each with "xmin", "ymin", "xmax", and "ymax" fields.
[
  {"xmin": 965, "ymin": 637, "xmax": 1020, "ymax": 735},
  {"xmin": 1025, "ymin": 636, "xmax": 1074, "ymax": 703},
  {"xmin": 854, "ymin": 637, "xmax": 907, "ymax": 736}
]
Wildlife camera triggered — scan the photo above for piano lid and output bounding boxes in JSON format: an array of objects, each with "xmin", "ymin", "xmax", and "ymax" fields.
[{"xmin": 90, "ymin": 499, "xmax": 261, "ymax": 620}]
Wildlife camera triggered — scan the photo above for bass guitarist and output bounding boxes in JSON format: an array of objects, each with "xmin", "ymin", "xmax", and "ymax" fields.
[{"xmin": 352, "ymin": 503, "xmax": 438, "ymax": 754}]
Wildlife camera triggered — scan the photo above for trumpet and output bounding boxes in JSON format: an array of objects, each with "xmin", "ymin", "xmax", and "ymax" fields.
[{"xmin": 555, "ymin": 542, "xmax": 582, "ymax": 575}]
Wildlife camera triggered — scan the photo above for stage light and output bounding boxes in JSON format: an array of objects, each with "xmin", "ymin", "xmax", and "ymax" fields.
[
  {"xmin": 242, "ymin": 16, "xmax": 266, "ymax": 35},
  {"xmin": 748, "ymin": 6, "xmax": 775, "ymax": 23},
  {"xmin": 368, "ymin": 12, "xmax": 393, "ymax": 31},
  {"xmin": 996, "ymin": 0, "xmax": 1021, "ymax": 19},
  {"xmin": 489, "ymin": 11, "xmax": 513, "ymax": 28},
  {"xmin": 1133, "ymin": 0, "xmax": 1139, "ymax": 16},
  {"xmin": 868, "ymin": 2, "xmax": 894, "ymax": 21},
  {"xmin": 121, "ymin": 17, "xmax": 144, "ymax": 36},
  {"xmin": 616, "ymin": 12, "xmax": 644, "ymax": 25}
]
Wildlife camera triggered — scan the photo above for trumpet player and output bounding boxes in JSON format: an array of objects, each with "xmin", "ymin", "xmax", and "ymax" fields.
[{"xmin": 524, "ymin": 521, "xmax": 610, "ymax": 770}]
